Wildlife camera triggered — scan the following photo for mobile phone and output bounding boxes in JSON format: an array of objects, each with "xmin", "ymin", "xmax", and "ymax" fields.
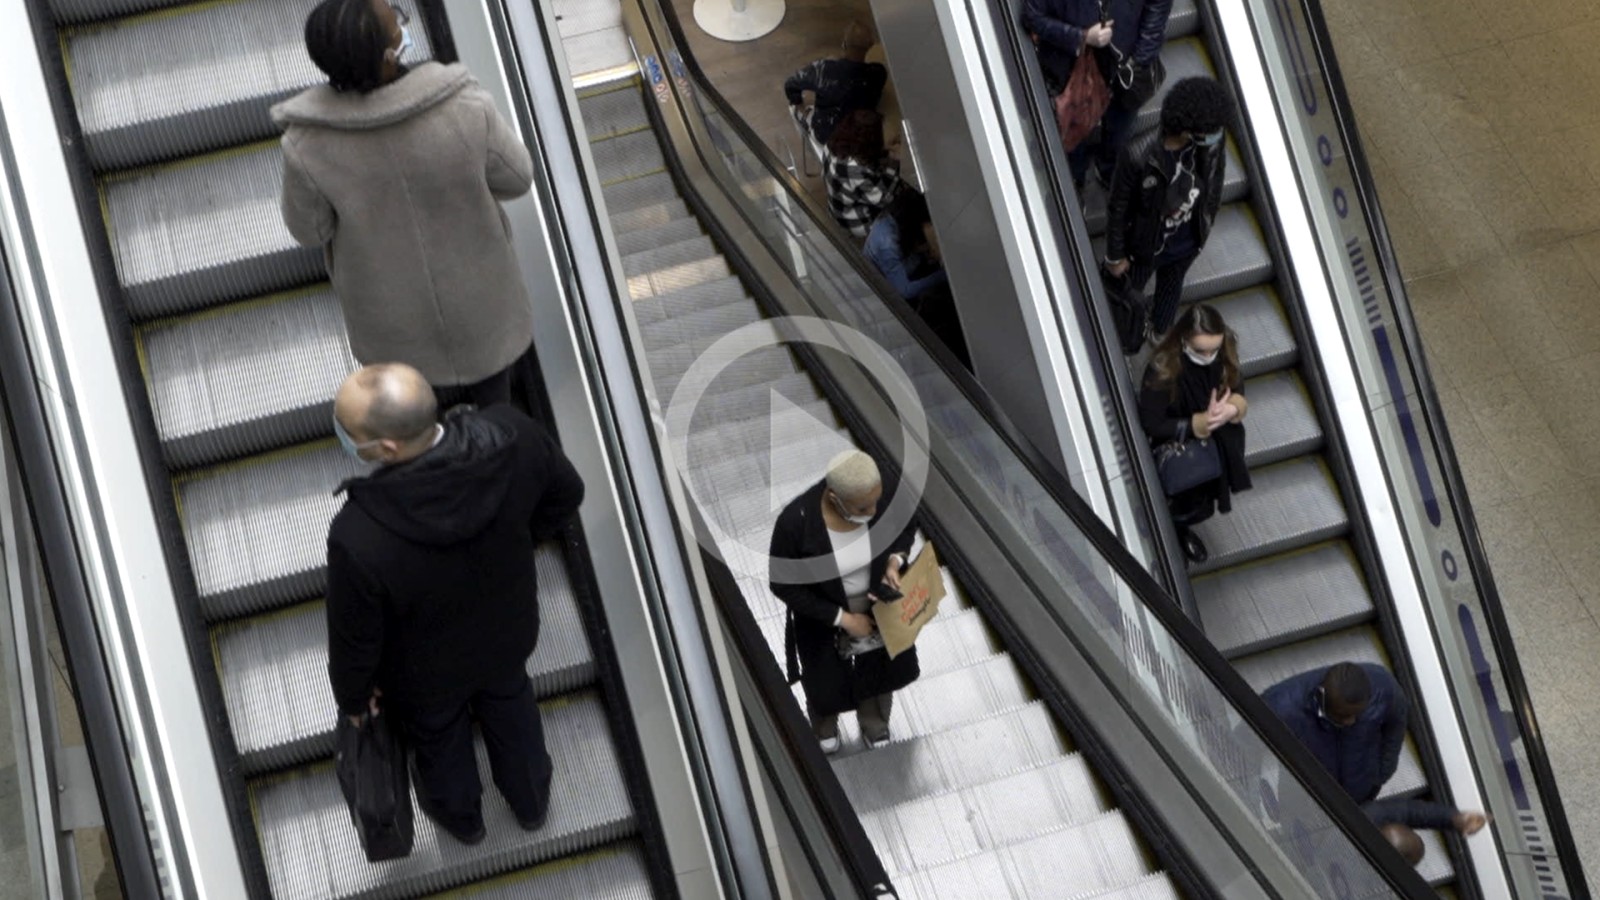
[{"xmin": 873, "ymin": 583, "xmax": 903, "ymax": 602}]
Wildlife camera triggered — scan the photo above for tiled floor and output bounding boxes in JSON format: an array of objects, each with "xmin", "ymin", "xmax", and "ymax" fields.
[{"xmin": 1320, "ymin": 0, "xmax": 1600, "ymax": 891}]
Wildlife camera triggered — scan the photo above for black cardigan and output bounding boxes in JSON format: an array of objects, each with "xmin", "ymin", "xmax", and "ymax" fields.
[{"xmin": 768, "ymin": 479, "xmax": 918, "ymax": 684}]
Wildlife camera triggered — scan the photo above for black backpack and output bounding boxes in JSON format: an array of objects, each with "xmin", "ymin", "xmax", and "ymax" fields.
[
  {"xmin": 336, "ymin": 710, "xmax": 415, "ymax": 862},
  {"xmin": 1100, "ymin": 264, "xmax": 1151, "ymax": 354}
]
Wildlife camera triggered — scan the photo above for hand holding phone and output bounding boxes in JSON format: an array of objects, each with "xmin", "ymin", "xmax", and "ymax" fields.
[{"xmin": 871, "ymin": 582, "xmax": 903, "ymax": 602}]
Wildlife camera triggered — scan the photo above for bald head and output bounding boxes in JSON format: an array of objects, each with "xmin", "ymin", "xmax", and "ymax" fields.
[
  {"xmin": 335, "ymin": 363, "xmax": 438, "ymax": 449},
  {"xmin": 841, "ymin": 21, "xmax": 874, "ymax": 59},
  {"xmin": 1380, "ymin": 824, "xmax": 1425, "ymax": 867}
]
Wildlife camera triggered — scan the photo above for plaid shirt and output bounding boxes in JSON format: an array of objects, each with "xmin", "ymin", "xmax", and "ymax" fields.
[{"xmin": 823, "ymin": 154, "xmax": 903, "ymax": 238}]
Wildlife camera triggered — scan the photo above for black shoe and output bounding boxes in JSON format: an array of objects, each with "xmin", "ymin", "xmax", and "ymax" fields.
[
  {"xmin": 413, "ymin": 768, "xmax": 487, "ymax": 845},
  {"xmin": 517, "ymin": 804, "xmax": 550, "ymax": 833},
  {"xmin": 1179, "ymin": 528, "xmax": 1208, "ymax": 564}
]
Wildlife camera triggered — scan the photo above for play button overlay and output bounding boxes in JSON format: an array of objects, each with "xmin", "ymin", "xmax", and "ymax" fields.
[{"xmin": 665, "ymin": 316, "xmax": 929, "ymax": 585}]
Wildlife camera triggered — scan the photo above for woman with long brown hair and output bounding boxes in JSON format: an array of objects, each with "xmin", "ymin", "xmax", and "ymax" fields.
[{"xmin": 1138, "ymin": 303, "xmax": 1250, "ymax": 563}]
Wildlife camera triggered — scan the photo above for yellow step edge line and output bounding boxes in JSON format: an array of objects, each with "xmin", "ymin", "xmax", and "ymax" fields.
[
  {"xmin": 423, "ymin": 849, "xmax": 623, "ymax": 897},
  {"xmin": 587, "ymin": 122, "xmax": 653, "ymax": 143},
  {"xmin": 598, "ymin": 167, "xmax": 668, "ymax": 189},
  {"xmin": 573, "ymin": 64, "xmax": 641, "ymax": 96},
  {"xmin": 99, "ymin": 136, "xmax": 280, "ymax": 186},
  {"xmin": 170, "ymin": 436, "xmax": 340, "ymax": 487},
  {"xmin": 64, "ymin": 0, "xmax": 255, "ymax": 36},
  {"xmin": 136, "ymin": 281, "xmax": 333, "ymax": 333},
  {"xmin": 212, "ymin": 596, "xmax": 325, "ymax": 633}
]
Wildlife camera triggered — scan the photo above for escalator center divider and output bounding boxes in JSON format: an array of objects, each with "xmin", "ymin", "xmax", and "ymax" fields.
[
  {"xmin": 1182, "ymin": 3, "xmax": 1471, "ymax": 883},
  {"xmin": 507, "ymin": 344, "xmax": 682, "ymax": 900},
  {"xmin": 16, "ymin": 0, "xmax": 271, "ymax": 894}
]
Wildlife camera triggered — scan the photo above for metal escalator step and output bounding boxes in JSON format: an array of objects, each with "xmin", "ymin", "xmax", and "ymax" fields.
[
  {"xmin": 1068, "ymin": 873, "xmax": 1181, "ymax": 900},
  {"xmin": 49, "ymin": 0, "xmax": 183, "ymax": 28},
  {"xmin": 1179, "ymin": 204, "xmax": 1274, "ymax": 302},
  {"xmin": 601, "ymin": 171, "xmax": 678, "ymax": 216},
  {"xmin": 252, "ymin": 691, "xmax": 635, "ymax": 900},
  {"xmin": 623, "ymin": 239, "xmax": 730, "ymax": 299},
  {"xmin": 899, "ymin": 813, "xmax": 1151, "ymax": 900},
  {"xmin": 638, "ymin": 293, "xmax": 760, "ymax": 352},
  {"xmin": 591, "ymin": 130, "xmax": 666, "ymax": 184},
  {"xmin": 105, "ymin": 142, "xmax": 321, "ymax": 319},
  {"xmin": 1192, "ymin": 541, "xmax": 1372, "ymax": 658},
  {"xmin": 832, "ymin": 702, "xmax": 1068, "ymax": 813},
  {"xmin": 1416, "ymin": 828, "xmax": 1453, "ymax": 887},
  {"xmin": 1165, "ymin": 0, "xmax": 1200, "ymax": 39},
  {"xmin": 217, "ymin": 545, "xmax": 593, "ymax": 773},
  {"xmin": 863, "ymin": 754, "xmax": 1111, "ymax": 877},
  {"xmin": 1240, "ymin": 371, "xmax": 1322, "ymax": 466},
  {"xmin": 691, "ymin": 370, "xmax": 823, "ymax": 428},
  {"xmin": 1230, "ymin": 625, "xmax": 1427, "ymax": 799},
  {"xmin": 608, "ymin": 198, "xmax": 694, "ymax": 236},
  {"xmin": 1135, "ymin": 38, "xmax": 1213, "ymax": 136},
  {"xmin": 140, "ymin": 286, "xmax": 354, "ymax": 470},
  {"xmin": 824, "ymin": 655, "xmax": 1033, "ymax": 752},
  {"xmin": 424, "ymin": 840, "xmax": 652, "ymax": 898},
  {"xmin": 630, "ymin": 275, "xmax": 745, "ymax": 325},
  {"xmin": 622, "ymin": 235, "xmax": 720, "ymax": 279},
  {"xmin": 1082, "ymin": 139, "xmax": 1245, "ymax": 234},
  {"xmin": 1206, "ymin": 287, "xmax": 1297, "ymax": 377},
  {"xmin": 757, "ymin": 606, "xmax": 999, "ymax": 683},
  {"xmin": 177, "ymin": 441, "xmax": 358, "ymax": 621},
  {"xmin": 65, "ymin": 0, "xmax": 435, "ymax": 170},
  {"xmin": 653, "ymin": 345, "xmax": 802, "ymax": 406},
  {"xmin": 681, "ymin": 395, "xmax": 835, "ymax": 460},
  {"xmin": 577, "ymin": 85, "xmax": 649, "ymax": 142},
  {"xmin": 1189, "ymin": 456, "xmax": 1347, "ymax": 575},
  {"xmin": 614, "ymin": 217, "xmax": 705, "ymax": 259}
]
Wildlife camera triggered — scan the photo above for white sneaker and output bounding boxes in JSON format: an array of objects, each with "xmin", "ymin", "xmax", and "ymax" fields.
[
  {"xmin": 819, "ymin": 736, "xmax": 842, "ymax": 755},
  {"xmin": 864, "ymin": 732, "xmax": 891, "ymax": 750}
]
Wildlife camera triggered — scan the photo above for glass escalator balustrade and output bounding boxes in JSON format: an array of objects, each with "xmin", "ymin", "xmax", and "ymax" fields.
[{"xmin": 45, "ymin": 0, "xmax": 660, "ymax": 894}]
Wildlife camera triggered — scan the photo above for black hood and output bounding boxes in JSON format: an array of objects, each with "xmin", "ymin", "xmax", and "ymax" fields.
[{"xmin": 341, "ymin": 408, "xmax": 518, "ymax": 546}]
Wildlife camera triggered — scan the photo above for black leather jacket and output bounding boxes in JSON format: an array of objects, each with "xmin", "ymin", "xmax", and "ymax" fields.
[{"xmin": 1105, "ymin": 138, "xmax": 1225, "ymax": 263}]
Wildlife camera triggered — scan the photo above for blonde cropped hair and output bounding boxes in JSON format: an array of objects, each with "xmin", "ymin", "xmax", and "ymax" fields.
[{"xmin": 825, "ymin": 449, "xmax": 881, "ymax": 500}]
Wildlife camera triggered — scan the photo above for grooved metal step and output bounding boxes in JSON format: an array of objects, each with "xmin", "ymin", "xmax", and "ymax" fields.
[
  {"xmin": 814, "ymin": 654, "xmax": 1034, "ymax": 753},
  {"xmin": 216, "ymin": 545, "xmax": 592, "ymax": 773},
  {"xmin": 1193, "ymin": 541, "xmax": 1373, "ymax": 658},
  {"xmin": 251, "ymin": 692, "xmax": 635, "ymax": 900},
  {"xmin": 1207, "ymin": 287, "xmax": 1297, "ymax": 377},
  {"xmin": 755, "ymin": 606, "xmax": 1000, "ymax": 684},
  {"xmin": 65, "ymin": 0, "xmax": 435, "ymax": 170},
  {"xmin": 609, "ymin": 198, "xmax": 696, "ymax": 236},
  {"xmin": 601, "ymin": 171, "xmax": 678, "ymax": 215},
  {"xmin": 1164, "ymin": 0, "xmax": 1200, "ymax": 39},
  {"xmin": 140, "ymin": 286, "xmax": 354, "ymax": 469},
  {"xmin": 434, "ymin": 840, "xmax": 653, "ymax": 898},
  {"xmin": 1089, "ymin": 203, "xmax": 1271, "ymax": 307},
  {"xmin": 591, "ymin": 129, "xmax": 667, "ymax": 183},
  {"xmin": 105, "ymin": 142, "xmax": 321, "ymax": 319},
  {"xmin": 896, "ymin": 813, "xmax": 1154, "ymax": 900},
  {"xmin": 638, "ymin": 293, "xmax": 761, "ymax": 351},
  {"xmin": 1068, "ymin": 874, "xmax": 1183, "ymax": 900},
  {"xmin": 576, "ymin": 85, "xmax": 651, "ymax": 142},
  {"xmin": 630, "ymin": 275, "xmax": 747, "ymax": 323},
  {"xmin": 1189, "ymin": 456, "xmax": 1348, "ymax": 575},
  {"xmin": 1239, "ymin": 370, "xmax": 1322, "ymax": 466},
  {"xmin": 615, "ymin": 217, "xmax": 706, "ymax": 260},
  {"xmin": 178, "ymin": 441, "xmax": 357, "ymax": 621}
]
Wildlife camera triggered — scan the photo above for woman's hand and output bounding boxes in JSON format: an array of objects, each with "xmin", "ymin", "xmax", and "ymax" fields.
[
  {"xmin": 1189, "ymin": 411, "xmax": 1213, "ymax": 439},
  {"xmin": 882, "ymin": 554, "xmax": 905, "ymax": 591},
  {"xmin": 1205, "ymin": 387, "xmax": 1234, "ymax": 431},
  {"xmin": 840, "ymin": 611, "xmax": 876, "ymax": 638},
  {"xmin": 1084, "ymin": 22, "xmax": 1114, "ymax": 48}
]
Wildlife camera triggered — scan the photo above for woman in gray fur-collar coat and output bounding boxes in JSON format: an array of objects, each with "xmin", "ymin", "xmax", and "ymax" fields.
[{"xmin": 274, "ymin": 0, "xmax": 535, "ymax": 408}]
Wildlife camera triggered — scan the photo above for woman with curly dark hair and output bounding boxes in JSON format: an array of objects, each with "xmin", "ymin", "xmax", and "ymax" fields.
[
  {"xmin": 1138, "ymin": 303, "xmax": 1250, "ymax": 563},
  {"xmin": 823, "ymin": 109, "xmax": 904, "ymax": 238},
  {"xmin": 1104, "ymin": 76, "xmax": 1234, "ymax": 341}
]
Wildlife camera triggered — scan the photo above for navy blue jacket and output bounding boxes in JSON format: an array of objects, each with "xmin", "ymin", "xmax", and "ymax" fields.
[
  {"xmin": 1021, "ymin": 0, "xmax": 1172, "ymax": 88},
  {"xmin": 1262, "ymin": 664, "xmax": 1410, "ymax": 803}
]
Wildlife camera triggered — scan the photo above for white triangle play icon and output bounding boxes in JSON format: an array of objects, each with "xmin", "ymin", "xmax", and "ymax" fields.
[{"xmin": 768, "ymin": 390, "xmax": 854, "ymax": 514}]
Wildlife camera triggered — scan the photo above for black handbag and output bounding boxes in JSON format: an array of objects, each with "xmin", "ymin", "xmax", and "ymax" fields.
[
  {"xmin": 1100, "ymin": 263, "xmax": 1151, "ymax": 354},
  {"xmin": 1112, "ymin": 53, "xmax": 1166, "ymax": 111},
  {"xmin": 335, "ymin": 710, "xmax": 415, "ymax": 862},
  {"xmin": 1155, "ymin": 430, "xmax": 1222, "ymax": 496}
]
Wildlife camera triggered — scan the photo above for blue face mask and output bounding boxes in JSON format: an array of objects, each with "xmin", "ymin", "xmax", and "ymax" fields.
[
  {"xmin": 333, "ymin": 416, "xmax": 379, "ymax": 459},
  {"xmin": 391, "ymin": 26, "xmax": 414, "ymax": 63},
  {"xmin": 1193, "ymin": 129, "xmax": 1224, "ymax": 149}
]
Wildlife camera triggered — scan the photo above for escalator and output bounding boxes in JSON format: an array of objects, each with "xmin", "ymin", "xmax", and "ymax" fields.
[{"xmin": 29, "ymin": 0, "xmax": 672, "ymax": 894}]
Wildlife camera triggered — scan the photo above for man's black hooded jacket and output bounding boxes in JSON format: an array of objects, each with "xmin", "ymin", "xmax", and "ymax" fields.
[{"xmin": 325, "ymin": 405, "xmax": 584, "ymax": 717}]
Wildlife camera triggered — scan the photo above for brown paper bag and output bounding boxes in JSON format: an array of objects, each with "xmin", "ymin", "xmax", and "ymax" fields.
[{"xmin": 872, "ymin": 542, "xmax": 946, "ymax": 660}]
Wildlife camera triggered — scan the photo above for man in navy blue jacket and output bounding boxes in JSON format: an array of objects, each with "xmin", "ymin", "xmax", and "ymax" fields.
[
  {"xmin": 1022, "ymin": 0, "xmax": 1174, "ymax": 184},
  {"xmin": 1262, "ymin": 661, "xmax": 1409, "ymax": 803},
  {"xmin": 1363, "ymin": 798, "xmax": 1490, "ymax": 866}
]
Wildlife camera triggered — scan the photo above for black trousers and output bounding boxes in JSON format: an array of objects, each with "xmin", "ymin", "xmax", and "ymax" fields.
[
  {"xmin": 404, "ymin": 671, "xmax": 552, "ymax": 834},
  {"xmin": 1128, "ymin": 250, "xmax": 1198, "ymax": 336},
  {"xmin": 433, "ymin": 365, "xmax": 513, "ymax": 411}
]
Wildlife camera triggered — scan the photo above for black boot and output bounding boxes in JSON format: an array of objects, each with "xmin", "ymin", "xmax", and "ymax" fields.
[{"xmin": 1178, "ymin": 526, "xmax": 1208, "ymax": 564}]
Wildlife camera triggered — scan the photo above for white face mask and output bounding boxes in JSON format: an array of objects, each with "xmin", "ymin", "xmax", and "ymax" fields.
[
  {"xmin": 1183, "ymin": 343, "xmax": 1220, "ymax": 367},
  {"xmin": 831, "ymin": 492, "xmax": 874, "ymax": 525},
  {"xmin": 390, "ymin": 25, "xmax": 414, "ymax": 63}
]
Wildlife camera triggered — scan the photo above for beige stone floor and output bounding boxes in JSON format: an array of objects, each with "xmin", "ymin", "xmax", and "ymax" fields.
[{"xmin": 1321, "ymin": 0, "xmax": 1600, "ymax": 891}]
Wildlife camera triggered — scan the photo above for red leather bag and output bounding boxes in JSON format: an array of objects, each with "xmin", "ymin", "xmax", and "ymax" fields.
[{"xmin": 1054, "ymin": 48, "xmax": 1111, "ymax": 152}]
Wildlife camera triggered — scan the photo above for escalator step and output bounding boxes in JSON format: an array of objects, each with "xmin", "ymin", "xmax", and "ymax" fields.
[
  {"xmin": 629, "ymin": 274, "xmax": 745, "ymax": 325},
  {"xmin": 690, "ymin": 370, "xmax": 824, "ymax": 427},
  {"xmin": 64, "ymin": 0, "xmax": 435, "ymax": 170},
  {"xmin": 1240, "ymin": 370, "xmax": 1323, "ymax": 466},
  {"xmin": 817, "ymin": 655, "xmax": 1034, "ymax": 752},
  {"xmin": 614, "ymin": 216, "xmax": 705, "ymax": 259},
  {"xmin": 1230, "ymin": 625, "xmax": 1427, "ymax": 799},
  {"xmin": 215, "ymin": 544, "xmax": 593, "ymax": 773},
  {"xmin": 1192, "ymin": 541, "xmax": 1372, "ymax": 658},
  {"xmin": 832, "ymin": 702, "xmax": 1068, "ymax": 814},
  {"xmin": 176, "ymin": 441, "xmax": 357, "ymax": 621},
  {"xmin": 592, "ymin": 129, "xmax": 667, "ymax": 184},
  {"xmin": 49, "ymin": 0, "xmax": 185, "ymax": 28},
  {"xmin": 1164, "ymin": 0, "xmax": 1200, "ymax": 40},
  {"xmin": 251, "ymin": 691, "xmax": 635, "ymax": 900},
  {"xmin": 653, "ymin": 345, "xmax": 802, "ymax": 408},
  {"xmin": 1067, "ymin": 873, "xmax": 1182, "ymax": 900},
  {"xmin": 609, "ymin": 197, "xmax": 695, "ymax": 236},
  {"xmin": 756, "ymin": 605, "xmax": 999, "ymax": 684},
  {"xmin": 422, "ymin": 840, "xmax": 652, "ymax": 898},
  {"xmin": 1206, "ymin": 287, "xmax": 1297, "ymax": 378},
  {"xmin": 898, "ymin": 813, "xmax": 1152, "ymax": 900},
  {"xmin": 623, "ymin": 240, "xmax": 731, "ymax": 299},
  {"xmin": 601, "ymin": 171, "xmax": 678, "ymax": 216},
  {"xmin": 1189, "ymin": 455, "xmax": 1347, "ymax": 575},
  {"xmin": 104, "ymin": 142, "xmax": 321, "ymax": 319},
  {"xmin": 140, "ymin": 286, "xmax": 353, "ymax": 470},
  {"xmin": 637, "ymin": 289, "xmax": 759, "ymax": 351},
  {"xmin": 577, "ymin": 84, "xmax": 650, "ymax": 143},
  {"xmin": 1178, "ymin": 204, "xmax": 1275, "ymax": 302}
]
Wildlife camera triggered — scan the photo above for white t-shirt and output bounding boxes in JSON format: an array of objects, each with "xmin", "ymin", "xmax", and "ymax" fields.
[{"xmin": 828, "ymin": 525, "xmax": 873, "ymax": 608}]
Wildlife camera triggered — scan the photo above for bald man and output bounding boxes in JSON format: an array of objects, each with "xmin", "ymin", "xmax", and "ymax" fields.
[
  {"xmin": 326, "ymin": 363, "xmax": 584, "ymax": 846},
  {"xmin": 1363, "ymin": 798, "xmax": 1490, "ymax": 867}
]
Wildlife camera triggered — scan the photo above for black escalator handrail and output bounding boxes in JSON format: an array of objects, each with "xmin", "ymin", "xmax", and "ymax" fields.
[
  {"xmin": 1295, "ymin": 0, "xmax": 1589, "ymax": 892},
  {"xmin": 956, "ymin": 0, "xmax": 1197, "ymax": 615},
  {"xmin": 0, "ymin": 168, "xmax": 162, "ymax": 895},
  {"xmin": 637, "ymin": 17, "xmax": 1435, "ymax": 898}
]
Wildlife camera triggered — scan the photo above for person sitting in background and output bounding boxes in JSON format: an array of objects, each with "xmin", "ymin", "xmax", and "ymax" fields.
[
  {"xmin": 1262, "ymin": 662, "xmax": 1409, "ymax": 804},
  {"xmin": 1103, "ymin": 76, "xmax": 1232, "ymax": 339},
  {"xmin": 325, "ymin": 363, "xmax": 584, "ymax": 846},
  {"xmin": 1363, "ymin": 798, "xmax": 1491, "ymax": 867},
  {"xmin": 770, "ymin": 450, "xmax": 919, "ymax": 753},
  {"xmin": 864, "ymin": 189, "xmax": 971, "ymax": 369},
  {"xmin": 823, "ymin": 109, "xmax": 904, "ymax": 239},
  {"xmin": 1137, "ymin": 303, "xmax": 1248, "ymax": 563},
  {"xmin": 276, "ymin": 0, "xmax": 535, "ymax": 410},
  {"xmin": 1022, "ymin": 0, "xmax": 1174, "ymax": 185},
  {"xmin": 785, "ymin": 21, "xmax": 887, "ymax": 150}
]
